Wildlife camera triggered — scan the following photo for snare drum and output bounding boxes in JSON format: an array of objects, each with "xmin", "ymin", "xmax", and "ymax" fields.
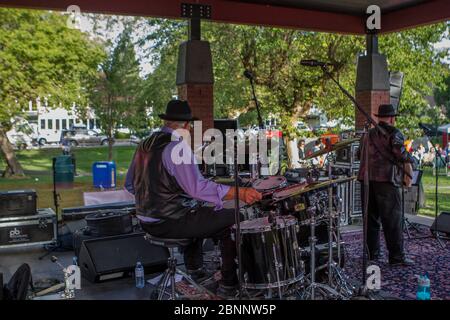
[
  {"xmin": 236, "ymin": 216, "xmax": 304, "ymax": 289},
  {"xmin": 252, "ymin": 176, "xmax": 287, "ymax": 193}
]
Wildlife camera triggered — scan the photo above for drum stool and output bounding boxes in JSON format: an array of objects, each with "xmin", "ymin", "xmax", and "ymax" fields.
[{"xmin": 144, "ymin": 234, "xmax": 210, "ymax": 300}]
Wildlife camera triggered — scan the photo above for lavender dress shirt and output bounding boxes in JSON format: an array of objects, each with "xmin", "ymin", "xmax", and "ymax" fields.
[{"xmin": 125, "ymin": 126, "xmax": 230, "ymax": 223}]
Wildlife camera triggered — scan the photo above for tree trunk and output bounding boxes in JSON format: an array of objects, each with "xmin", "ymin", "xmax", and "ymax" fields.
[
  {"xmin": 108, "ymin": 137, "xmax": 113, "ymax": 162},
  {"xmin": 0, "ymin": 129, "xmax": 25, "ymax": 177}
]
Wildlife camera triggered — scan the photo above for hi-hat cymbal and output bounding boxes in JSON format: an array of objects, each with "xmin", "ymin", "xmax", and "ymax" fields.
[{"xmin": 304, "ymin": 138, "xmax": 359, "ymax": 160}]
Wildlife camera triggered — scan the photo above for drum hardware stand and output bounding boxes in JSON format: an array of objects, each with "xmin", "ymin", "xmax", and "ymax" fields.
[
  {"xmin": 301, "ymin": 212, "xmax": 341, "ymax": 300},
  {"xmin": 323, "ymin": 153, "xmax": 355, "ymax": 298},
  {"xmin": 272, "ymin": 244, "xmax": 284, "ymax": 299},
  {"xmin": 314, "ymin": 63, "xmax": 389, "ymax": 298},
  {"xmin": 50, "ymin": 256, "xmax": 75, "ymax": 299}
]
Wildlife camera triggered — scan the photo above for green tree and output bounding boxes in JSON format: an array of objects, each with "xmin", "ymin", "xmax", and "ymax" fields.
[
  {"xmin": 142, "ymin": 20, "xmax": 448, "ymax": 139},
  {"xmin": 0, "ymin": 8, "xmax": 105, "ymax": 176},
  {"xmin": 435, "ymin": 71, "xmax": 450, "ymax": 119},
  {"xmin": 90, "ymin": 28, "xmax": 142, "ymax": 161}
]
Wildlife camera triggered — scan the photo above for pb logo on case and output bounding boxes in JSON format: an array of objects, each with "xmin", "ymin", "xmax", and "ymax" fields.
[{"xmin": 9, "ymin": 228, "xmax": 21, "ymax": 238}]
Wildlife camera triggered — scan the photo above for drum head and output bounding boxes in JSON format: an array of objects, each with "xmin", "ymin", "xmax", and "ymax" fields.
[
  {"xmin": 252, "ymin": 176, "xmax": 287, "ymax": 192},
  {"xmin": 238, "ymin": 216, "xmax": 296, "ymax": 233}
]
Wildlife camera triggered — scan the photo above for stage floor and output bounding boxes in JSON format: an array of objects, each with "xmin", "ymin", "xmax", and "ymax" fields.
[{"xmin": 0, "ymin": 214, "xmax": 447, "ymax": 300}]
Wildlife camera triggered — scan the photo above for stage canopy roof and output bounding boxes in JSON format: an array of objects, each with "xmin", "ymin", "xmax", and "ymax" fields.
[{"xmin": 0, "ymin": 0, "xmax": 448, "ymax": 35}]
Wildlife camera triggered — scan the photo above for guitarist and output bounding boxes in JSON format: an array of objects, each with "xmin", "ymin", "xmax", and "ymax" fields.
[{"xmin": 358, "ymin": 104, "xmax": 416, "ymax": 266}]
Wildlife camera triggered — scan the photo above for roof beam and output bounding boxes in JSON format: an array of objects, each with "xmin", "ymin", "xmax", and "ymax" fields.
[
  {"xmin": 0, "ymin": 0, "xmax": 365, "ymax": 34},
  {"xmin": 0, "ymin": 0, "xmax": 448, "ymax": 34},
  {"xmin": 380, "ymin": 0, "xmax": 450, "ymax": 34}
]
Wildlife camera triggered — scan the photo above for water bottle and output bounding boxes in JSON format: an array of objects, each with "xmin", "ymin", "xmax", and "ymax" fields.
[
  {"xmin": 135, "ymin": 262, "xmax": 145, "ymax": 288},
  {"xmin": 72, "ymin": 256, "xmax": 78, "ymax": 266},
  {"xmin": 416, "ymin": 273, "xmax": 431, "ymax": 300}
]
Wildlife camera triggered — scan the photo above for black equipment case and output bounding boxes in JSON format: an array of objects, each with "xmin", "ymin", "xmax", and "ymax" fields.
[
  {"xmin": 0, "ymin": 208, "xmax": 57, "ymax": 249},
  {"xmin": 0, "ymin": 190, "xmax": 37, "ymax": 218}
]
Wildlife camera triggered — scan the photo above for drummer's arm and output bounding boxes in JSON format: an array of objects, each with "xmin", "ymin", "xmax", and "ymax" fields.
[{"xmin": 223, "ymin": 187, "xmax": 262, "ymax": 205}]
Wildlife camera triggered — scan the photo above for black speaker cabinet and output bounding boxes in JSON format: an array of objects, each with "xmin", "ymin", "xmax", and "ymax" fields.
[
  {"xmin": 78, "ymin": 232, "xmax": 169, "ymax": 283},
  {"xmin": 431, "ymin": 212, "xmax": 450, "ymax": 235}
]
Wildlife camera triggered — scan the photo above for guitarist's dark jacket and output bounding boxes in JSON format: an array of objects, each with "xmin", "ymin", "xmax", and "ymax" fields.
[{"xmin": 358, "ymin": 121, "xmax": 416, "ymax": 186}]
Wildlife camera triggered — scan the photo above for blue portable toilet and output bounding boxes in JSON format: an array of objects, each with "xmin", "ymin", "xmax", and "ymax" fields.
[{"xmin": 92, "ymin": 161, "xmax": 116, "ymax": 188}]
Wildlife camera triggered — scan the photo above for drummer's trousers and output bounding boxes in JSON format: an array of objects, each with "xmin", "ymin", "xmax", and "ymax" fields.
[
  {"xmin": 362, "ymin": 181, "xmax": 404, "ymax": 263},
  {"xmin": 140, "ymin": 206, "xmax": 239, "ymax": 286}
]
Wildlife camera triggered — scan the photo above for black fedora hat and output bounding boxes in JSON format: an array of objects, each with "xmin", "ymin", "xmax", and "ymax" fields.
[
  {"xmin": 158, "ymin": 100, "xmax": 199, "ymax": 121},
  {"xmin": 375, "ymin": 104, "xmax": 398, "ymax": 117}
]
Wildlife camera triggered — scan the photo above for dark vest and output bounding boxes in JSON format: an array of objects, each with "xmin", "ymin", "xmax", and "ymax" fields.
[
  {"xmin": 358, "ymin": 122, "xmax": 410, "ymax": 186},
  {"xmin": 133, "ymin": 132, "xmax": 194, "ymax": 220}
]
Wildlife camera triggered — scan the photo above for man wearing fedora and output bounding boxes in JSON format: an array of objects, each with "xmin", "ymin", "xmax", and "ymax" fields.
[
  {"xmin": 358, "ymin": 104, "xmax": 416, "ymax": 266},
  {"xmin": 125, "ymin": 99, "xmax": 262, "ymax": 298}
]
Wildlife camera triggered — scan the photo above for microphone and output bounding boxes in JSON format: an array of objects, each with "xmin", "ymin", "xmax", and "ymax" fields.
[
  {"xmin": 243, "ymin": 70, "xmax": 254, "ymax": 80},
  {"xmin": 300, "ymin": 59, "xmax": 329, "ymax": 67}
]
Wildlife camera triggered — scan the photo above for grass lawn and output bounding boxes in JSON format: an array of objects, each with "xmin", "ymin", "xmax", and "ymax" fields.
[
  {"xmin": 418, "ymin": 167, "xmax": 450, "ymax": 217},
  {"xmin": 0, "ymin": 146, "xmax": 135, "ymax": 210},
  {"xmin": 0, "ymin": 146, "xmax": 449, "ymax": 218}
]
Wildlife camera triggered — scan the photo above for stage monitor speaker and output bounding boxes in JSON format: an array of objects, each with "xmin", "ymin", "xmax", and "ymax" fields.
[
  {"xmin": 389, "ymin": 71, "xmax": 404, "ymax": 111},
  {"xmin": 430, "ymin": 212, "xmax": 450, "ymax": 235},
  {"xmin": 78, "ymin": 232, "xmax": 169, "ymax": 283},
  {"xmin": 214, "ymin": 119, "xmax": 239, "ymax": 136}
]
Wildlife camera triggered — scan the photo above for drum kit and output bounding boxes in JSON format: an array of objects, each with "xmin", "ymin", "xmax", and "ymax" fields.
[{"xmin": 229, "ymin": 139, "xmax": 359, "ymax": 300}]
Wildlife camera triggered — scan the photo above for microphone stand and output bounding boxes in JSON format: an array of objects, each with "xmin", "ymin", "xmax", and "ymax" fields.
[
  {"xmin": 246, "ymin": 74, "xmax": 265, "ymax": 180},
  {"xmin": 406, "ymin": 128, "xmax": 447, "ymax": 248},
  {"xmin": 233, "ymin": 137, "xmax": 243, "ymax": 300},
  {"xmin": 319, "ymin": 65, "xmax": 387, "ymax": 296},
  {"xmin": 248, "ymin": 75, "xmax": 264, "ymax": 130}
]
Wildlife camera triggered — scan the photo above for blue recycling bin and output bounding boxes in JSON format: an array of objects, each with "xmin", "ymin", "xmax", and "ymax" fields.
[{"xmin": 92, "ymin": 161, "xmax": 116, "ymax": 188}]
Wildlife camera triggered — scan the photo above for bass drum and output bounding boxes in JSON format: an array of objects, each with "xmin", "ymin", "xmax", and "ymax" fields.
[{"xmin": 236, "ymin": 216, "xmax": 304, "ymax": 289}]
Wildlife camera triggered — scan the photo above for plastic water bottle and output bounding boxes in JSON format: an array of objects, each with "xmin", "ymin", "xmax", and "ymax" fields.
[
  {"xmin": 72, "ymin": 256, "xmax": 78, "ymax": 266},
  {"xmin": 135, "ymin": 262, "xmax": 145, "ymax": 289},
  {"xmin": 416, "ymin": 273, "xmax": 431, "ymax": 300}
]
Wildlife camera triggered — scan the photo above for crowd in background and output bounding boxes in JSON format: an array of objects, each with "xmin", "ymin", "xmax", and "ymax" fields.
[
  {"xmin": 297, "ymin": 137, "xmax": 450, "ymax": 171},
  {"xmin": 404, "ymin": 138, "xmax": 450, "ymax": 169}
]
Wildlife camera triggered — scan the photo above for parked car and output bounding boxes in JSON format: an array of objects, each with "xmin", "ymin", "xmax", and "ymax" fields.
[
  {"xmin": 130, "ymin": 128, "xmax": 159, "ymax": 144},
  {"xmin": 60, "ymin": 126, "xmax": 111, "ymax": 147}
]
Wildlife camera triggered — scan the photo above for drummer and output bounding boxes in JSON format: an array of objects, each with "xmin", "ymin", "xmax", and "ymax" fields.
[{"xmin": 125, "ymin": 100, "xmax": 262, "ymax": 298}]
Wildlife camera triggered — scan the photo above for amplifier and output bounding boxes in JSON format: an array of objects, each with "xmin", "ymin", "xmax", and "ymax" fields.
[
  {"xmin": 0, "ymin": 190, "xmax": 37, "ymax": 218},
  {"xmin": 332, "ymin": 165, "xmax": 362, "ymax": 222},
  {"xmin": 335, "ymin": 142, "xmax": 360, "ymax": 167},
  {"xmin": 0, "ymin": 208, "xmax": 57, "ymax": 249}
]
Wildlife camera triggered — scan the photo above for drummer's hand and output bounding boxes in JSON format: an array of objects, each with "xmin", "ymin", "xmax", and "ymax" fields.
[{"xmin": 239, "ymin": 187, "xmax": 262, "ymax": 205}]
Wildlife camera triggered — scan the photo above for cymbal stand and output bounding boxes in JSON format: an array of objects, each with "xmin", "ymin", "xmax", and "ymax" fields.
[{"xmin": 324, "ymin": 154, "xmax": 355, "ymax": 298}]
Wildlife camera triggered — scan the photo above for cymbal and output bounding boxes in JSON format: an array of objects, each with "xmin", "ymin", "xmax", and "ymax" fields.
[
  {"xmin": 272, "ymin": 176, "xmax": 357, "ymax": 202},
  {"xmin": 304, "ymin": 138, "xmax": 359, "ymax": 160}
]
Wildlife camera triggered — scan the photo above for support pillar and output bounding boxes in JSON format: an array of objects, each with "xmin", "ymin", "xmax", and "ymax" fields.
[
  {"xmin": 355, "ymin": 34, "xmax": 390, "ymax": 130},
  {"xmin": 176, "ymin": 18, "xmax": 214, "ymax": 133}
]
